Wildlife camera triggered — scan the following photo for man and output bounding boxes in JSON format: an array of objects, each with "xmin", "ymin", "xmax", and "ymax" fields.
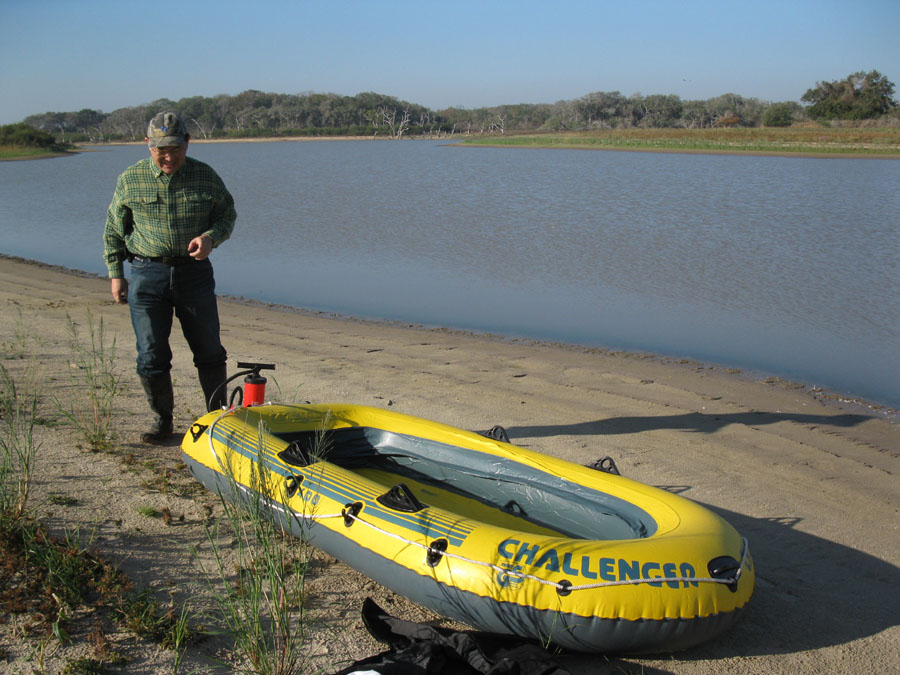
[{"xmin": 103, "ymin": 111, "xmax": 236, "ymax": 444}]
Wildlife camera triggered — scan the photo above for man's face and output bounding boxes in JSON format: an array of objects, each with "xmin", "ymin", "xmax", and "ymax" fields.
[{"xmin": 147, "ymin": 139, "xmax": 188, "ymax": 174}]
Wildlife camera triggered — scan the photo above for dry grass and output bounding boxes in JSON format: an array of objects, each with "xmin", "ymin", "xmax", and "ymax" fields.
[{"xmin": 461, "ymin": 127, "xmax": 900, "ymax": 156}]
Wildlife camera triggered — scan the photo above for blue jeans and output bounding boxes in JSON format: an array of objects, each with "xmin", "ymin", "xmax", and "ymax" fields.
[{"xmin": 128, "ymin": 258, "xmax": 227, "ymax": 378}]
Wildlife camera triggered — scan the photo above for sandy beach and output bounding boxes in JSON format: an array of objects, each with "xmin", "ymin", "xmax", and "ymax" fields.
[{"xmin": 0, "ymin": 253, "xmax": 897, "ymax": 674}]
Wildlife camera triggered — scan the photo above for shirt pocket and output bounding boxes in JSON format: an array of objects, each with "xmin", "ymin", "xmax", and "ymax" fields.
[
  {"xmin": 181, "ymin": 192, "xmax": 214, "ymax": 223},
  {"xmin": 125, "ymin": 194, "xmax": 161, "ymax": 221}
]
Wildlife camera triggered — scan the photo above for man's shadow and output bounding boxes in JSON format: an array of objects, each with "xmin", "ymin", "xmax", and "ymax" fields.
[{"xmin": 506, "ymin": 411, "xmax": 872, "ymax": 437}]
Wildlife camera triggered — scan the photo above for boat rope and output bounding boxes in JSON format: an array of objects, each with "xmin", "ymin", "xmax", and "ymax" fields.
[
  {"xmin": 202, "ymin": 409, "xmax": 750, "ymax": 595},
  {"xmin": 206, "ymin": 407, "xmax": 239, "ymax": 474},
  {"xmin": 336, "ymin": 508, "xmax": 751, "ymax": 594}
]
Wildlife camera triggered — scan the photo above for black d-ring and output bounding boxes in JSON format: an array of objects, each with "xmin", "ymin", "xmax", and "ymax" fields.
[
  {"xmin": 426, "ymin": 539, "xmax": 448, "ymax": 567},
  {"xmin": 483, "ymin": 425, "xmax": 510, "ymax": 443},
  {"xmin": 707, "ymin": 555, "xmax": 741, "ymax": 593},
  {"xmin": 588, "ymin": 456, "xmax": 620, "ymax": 475},
  {"xmin": 342, "ymin": 501, "xmax": 363, "ymax": 527},
  {"xmin": 189, "ymin": 423, "xmax": 209, "ymax": 442},
  {"xmin": 284, "ymin": 475, "xmax": 303, "ymax": 499}
]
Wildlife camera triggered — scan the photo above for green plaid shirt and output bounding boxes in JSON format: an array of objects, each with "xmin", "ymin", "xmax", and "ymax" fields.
[{"xmin": 103, "ymin": 156, "xmax": 236, "ymax": 278}]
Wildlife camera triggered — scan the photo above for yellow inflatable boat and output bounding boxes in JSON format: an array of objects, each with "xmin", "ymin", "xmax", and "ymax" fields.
[{"xmin": 181, "ymin": 402, "xmax": 754, "ymax": 653}]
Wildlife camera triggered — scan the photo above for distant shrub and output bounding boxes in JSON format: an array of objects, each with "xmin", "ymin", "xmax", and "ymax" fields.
[
  {"xmin": 763, "ymin": 103, "xmax": 800, "ymax": 127},
  {"xmin": 0, "ymin": 123, "xmax": 59, "ymax": 148}
]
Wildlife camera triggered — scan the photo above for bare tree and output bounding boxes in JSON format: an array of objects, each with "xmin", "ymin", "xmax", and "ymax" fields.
[
  {"xmin": 87, "ymin": 122, "xmax": 105, "ymax": 143},
  {"xmin": 419, "ymin": 111, "xmax": 438, "ymax": 138},
  {"xmin": 102, "ymin": 107, "xmax": 148, "ymax": 141},
  {"xmin": 396, "ymin": 107, "xmax": 411, "ymax": 139},
  {"xmin": 190, "ymin": 118, "xmax": 216, "ymax": 139},
  {"xmin": 378, "ymin": 106, "xmax": 395, "ymax": 137},
  {"xmin": 378, "ymin": 105, "xmax": 411, "ymax": 139}
]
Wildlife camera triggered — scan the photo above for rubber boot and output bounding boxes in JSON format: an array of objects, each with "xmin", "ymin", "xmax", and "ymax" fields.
[
  {"xmin": 198, "ymin": 364, "xmax": 228, "ymax": 412},
  {"xmin": 139, "ymin": 373, "xmax": 174, "ymax": 444}
]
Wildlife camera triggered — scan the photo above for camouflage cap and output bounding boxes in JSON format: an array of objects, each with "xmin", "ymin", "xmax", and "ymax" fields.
[{"xmin": 147, "ymin": 111, "xmax": 188, "ymax": 147}]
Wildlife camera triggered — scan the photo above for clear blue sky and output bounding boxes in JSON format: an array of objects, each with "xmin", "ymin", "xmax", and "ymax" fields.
[{"xmin": 1, "ymin": 0, "xmax": 897, "ymax": 125}]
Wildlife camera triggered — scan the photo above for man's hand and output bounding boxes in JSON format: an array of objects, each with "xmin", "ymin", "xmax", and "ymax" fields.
[
  {"xmin": 187, "ymin": 234, "xmax": 213, "ymax": 260},
  {"xmin": 111, "ymin": 277, "xmax": 128, "ymax": 304}
]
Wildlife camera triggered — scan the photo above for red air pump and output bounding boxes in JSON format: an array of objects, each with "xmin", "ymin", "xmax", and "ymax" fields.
[
  {"xmin": 240, "ymin": 361, "xmax": 273, "ymax": 406},
  {"xmin": 220, "ymin": 362, "xmax": 276, "ymax": 408},
  {"xmin": 188, "ymin": 361, "xmax": 276, "ymax": 443}
]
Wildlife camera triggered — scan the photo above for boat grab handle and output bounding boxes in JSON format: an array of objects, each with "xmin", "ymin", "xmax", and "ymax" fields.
[{"xmin": 377, "ymin": 483, "xmax": 427, "ymax": 513}]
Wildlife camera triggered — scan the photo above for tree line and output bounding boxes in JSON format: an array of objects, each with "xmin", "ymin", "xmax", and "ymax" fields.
[{"xmin": 16, "ymin": 70, "xmax": 898, "ymax": 144}]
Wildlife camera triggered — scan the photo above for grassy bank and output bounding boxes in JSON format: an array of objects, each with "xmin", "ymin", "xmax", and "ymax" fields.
[
  {"xmin": 0, "ymin": 310, "xmax": 311, "ymax": 673},
  {"xmin": 0, "ymin": 145, "xmax": 77, "ymax": 160},
  {"xmin": 0, "ymin": 315, "xmax": 195, "ymax": 672},
  {"xmin": 459, "ymin": 127, "xmax": 900, "ymax": 156}
]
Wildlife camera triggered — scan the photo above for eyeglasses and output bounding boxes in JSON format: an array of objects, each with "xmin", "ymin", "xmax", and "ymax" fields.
[{"xmin": 151, "ymin": 145, "xmax": 185, "ymax": 157}]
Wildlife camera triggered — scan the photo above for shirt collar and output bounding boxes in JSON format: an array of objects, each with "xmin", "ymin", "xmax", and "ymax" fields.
[{"xmin": 148, "ymin": 156, "xmax": 188, "ymax": 180}]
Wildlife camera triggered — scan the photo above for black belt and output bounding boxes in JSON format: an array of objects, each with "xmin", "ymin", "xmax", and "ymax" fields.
[{"xmin": 130, "ymin": 254, "xmax": 195, "ymax": 267}]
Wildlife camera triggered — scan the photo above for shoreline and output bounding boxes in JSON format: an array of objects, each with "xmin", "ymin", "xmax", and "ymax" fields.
[
  {"xmin": 4, "ymin": 252, "xmax": 895, "ymax": 421},
  {"xmin": 230, "ymin": 291, "xmax": 899, "ymax": 421},
  {"xmin": 9, "ymin": 130, "xmax": 897, "ymax": 161},
  {"xmin": 1, "ymin": 252, "xmax": 898, "ymax": 673}
]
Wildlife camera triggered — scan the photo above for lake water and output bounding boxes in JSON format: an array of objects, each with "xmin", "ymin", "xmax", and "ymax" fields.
[{"xmin": 1, "ymin": 140, "xmax": 898, "ymax": 408}]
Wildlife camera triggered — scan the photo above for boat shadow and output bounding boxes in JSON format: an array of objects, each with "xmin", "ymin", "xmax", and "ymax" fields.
[
  {"xmin": 645, "ymin": 498, "xmax": 900, "ymax": 661},
  {"xmin": 500, "ymin": 414, "xmax": 898, "ymax": 660},
  {"xmin": 546, "ymin": 495, "xmax": 900, "ymax": 670},
  {"xmin": 504, "ymin": 411, "xmax": 873, "ymax": 437}
]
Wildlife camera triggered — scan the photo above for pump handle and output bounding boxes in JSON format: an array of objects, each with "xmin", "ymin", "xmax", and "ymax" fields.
[{"xmin": 236, "ymin": 362, "xmax": 276, "ymax": 372}]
